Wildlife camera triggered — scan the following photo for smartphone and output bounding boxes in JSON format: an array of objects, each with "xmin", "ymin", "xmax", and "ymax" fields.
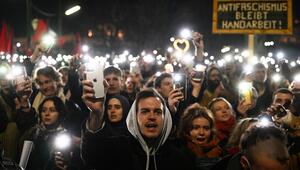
[
  {"xmin": 238, "ymin": 82, "xmax": 253, "ymax": 105},
  {"xmin": 85, "ymin": 62, "xmax": 105, "ymax": 98},
  {"xmin": 13, "ymin": 66, "xmax": 29, "ymax": 97},
  {"xmin": 172, "ymin": 73, "xmax": 187, "ymax": 100},
  {"xmin": 41, "ymin": 32, "xmax": 56, "ymax": 53},
  {"xmin": 13, "ymin": 66, "xmax": 27, "ymax": 86}
]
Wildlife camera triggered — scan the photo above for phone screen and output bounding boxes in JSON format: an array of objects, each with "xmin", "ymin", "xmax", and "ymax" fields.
[
  {"xmin": 14, "ymin": 66, "xmax": 27, "ymax": 85},
  {"xmin": 173, "ymin": 73, "xmax": 187, "ymax": 100}
]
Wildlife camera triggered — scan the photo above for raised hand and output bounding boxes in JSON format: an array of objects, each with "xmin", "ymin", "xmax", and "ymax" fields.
[{"xmin": 168, "ymin": 87, "xmax": 184, "ymax": 113}]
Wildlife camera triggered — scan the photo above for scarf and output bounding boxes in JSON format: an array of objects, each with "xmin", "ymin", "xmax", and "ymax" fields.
[
  {"xmin": 32, "ymin": 88, "xmax": 66, "ymax": 113},
  {"xmin": 215, "ymin": 115, "xmax": 236, "ymax": 141},
  {"xmin": 187, "ymin": 136, "xmax": 222, "ymax": 158},
  {"xmin": 33, "ymin": 123, "xmax": 65, "ymax": 142}
]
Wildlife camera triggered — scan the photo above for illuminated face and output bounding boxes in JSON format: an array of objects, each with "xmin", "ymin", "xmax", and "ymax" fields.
[
  {"xmin": 188, "ymin": 117, "xmax": 211, "ymax": 146},
  {"xmin": 41, "ymin": 100, "xmax": 60, "ymax": 125},
  {"xmin": 212, "ymin": 100, "xmax": 233, "ymax": 122},
  {"xmin": 36, "ymin": 74, "xmax": 58, "ymax": 97},
  {"xmin": 157, "ymin": 77, "xmax": 173, "ymax": 98},
  {"xmin": 59, "ymin": 70, "xmax": 68, "ymax": 86},
  {"xmin": 209, "ymin": 69, "xmax": 221, "ymax": 82},
  {"xmin": 137, "ymin": 97, "xmax": 164, "ymax": 139},
  {"xmin": 273, "ymin": 92, "xmax": 293, "ymax": 107},
  {"xmin": 107, "ymin": 98, "xmax": 123, "ymax": 123},
  {"xmin": 254, "ymin": 68, "xmax": 267, "ymax": 83},
  {"xmin": 105, "ymin": 74, "xmax": 122, "ymax": 94},
  {"xmin": 125, "ymin": 77, "xmax": 135, "ymax": 92}
]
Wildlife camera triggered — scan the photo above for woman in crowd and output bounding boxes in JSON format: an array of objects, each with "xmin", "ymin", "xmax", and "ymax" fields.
[
  {"xmin": 226, "ymin": 118, "xmax": 258, "ymax": 155},
  {"xmin": 104, "ymin": 94, "xmax": 130, "ymax": 136},
  {"xmin": 208, "ymin": 97, "xmax": 236, "ymax": 147},
  {"xmin": 20, "ymin": 96, "xmax": 85, "ymax": 170},
  {"xmin": 31, "ymin": 66, "xmax": 87, "ymax": 137},
  {"xmin": 178, "ymin": 103, "xmax": 223, "ymax": 170}
]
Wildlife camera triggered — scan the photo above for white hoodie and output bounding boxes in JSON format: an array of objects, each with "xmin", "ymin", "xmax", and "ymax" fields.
[{"xmin": 126, "ymin": 92, "xmax": 173, "ymax": 170}]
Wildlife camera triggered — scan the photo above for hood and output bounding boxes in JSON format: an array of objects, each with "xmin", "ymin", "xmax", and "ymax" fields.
[
  {"xmin": 126, "ymin": 91, "xmax": 172, "ymax": 170},
  {"xmin": 104, "ymin": 94, "xmax": 130, "ymax": 126}
]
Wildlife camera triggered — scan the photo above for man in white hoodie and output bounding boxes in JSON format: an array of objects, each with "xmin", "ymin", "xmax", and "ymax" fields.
[{"xmin": 81, "ymin": 80, "xmax": 194, "ymax": 170}]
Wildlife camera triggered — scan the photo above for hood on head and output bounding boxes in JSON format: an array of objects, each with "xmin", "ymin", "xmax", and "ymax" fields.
[{"xmin": 126, "ymin": 91, "xmax": 172, "ymax": 155}]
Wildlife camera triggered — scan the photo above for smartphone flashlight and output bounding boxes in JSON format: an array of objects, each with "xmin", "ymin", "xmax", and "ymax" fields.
[
  {"xmin": 41, "ymin": 31, "xmax": 56, "ymax": 52},
  {"xmin": 54, "ymin": 133, "xmax": 71, "ymax": 150}
]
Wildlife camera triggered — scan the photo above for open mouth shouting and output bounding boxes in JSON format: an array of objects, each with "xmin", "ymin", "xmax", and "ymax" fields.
[{"xmin": 145, "ymin": 122, "xmax": 158, "ymax": 131}]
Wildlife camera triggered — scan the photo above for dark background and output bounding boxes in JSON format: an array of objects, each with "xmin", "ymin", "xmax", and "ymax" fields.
[{"xmin": 0, "ymin": 0, "xmax": 299, "ymax": 57}]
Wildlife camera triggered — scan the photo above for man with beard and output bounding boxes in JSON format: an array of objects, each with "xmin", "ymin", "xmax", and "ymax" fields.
[{"xmin": 199, "ymin": 66, "xmax": 230, "ymax": 107}]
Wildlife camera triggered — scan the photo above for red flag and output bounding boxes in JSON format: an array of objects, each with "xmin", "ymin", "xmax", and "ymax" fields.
[
  {"xmin": 74, "ymin": 33, "xmax": 81, "ymax": 54},
  {"xmin": 0, "ymin": 22, "xmax": 8, "ymax": 52},
  {"xmin": 6, "ymin": 27, "xmax": 13, "ymax": 54},
  {"xmin": 32, "ymin": 19, "xmax": 48, "ymax": 43}
]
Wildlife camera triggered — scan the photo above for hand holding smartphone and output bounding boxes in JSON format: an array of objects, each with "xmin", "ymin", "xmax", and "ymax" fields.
[
  {"xmin": 41, "ymin": 32, "xmax": 56, "ymax": 53},
  {"xmin": 85, "ymin": 62, "xmax": 105, "ymax": 99},
  {"xmin": 12, "ymin": 66, "xmax": 31, "ymax": 97},
  {"xmin": 192, "ymin": 64, "xmax": 206, "ymax": 82},
  {"xmin": 238, "ymin": 82, "xmax": 253, "ymax": 105}
]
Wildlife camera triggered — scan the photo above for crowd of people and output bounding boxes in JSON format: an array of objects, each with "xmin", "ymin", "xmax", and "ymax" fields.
[{"xmin": 0, "ymin": 32, "xmax": 300, "ymax": 170}]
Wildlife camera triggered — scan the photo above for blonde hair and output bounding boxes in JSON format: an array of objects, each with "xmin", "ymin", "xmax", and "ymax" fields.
[{"xmin": 208, "ymin": 97, "xmax": 233, "ymax": 114}]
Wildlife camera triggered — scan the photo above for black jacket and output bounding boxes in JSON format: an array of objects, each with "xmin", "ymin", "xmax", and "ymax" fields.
[
  {"xmin": 81, "ymin": 129, "xmax": 195, "ymax": 170},
  {"xmin": 82, "ymin": 97, "xmax": 195, "ymax": 170}
]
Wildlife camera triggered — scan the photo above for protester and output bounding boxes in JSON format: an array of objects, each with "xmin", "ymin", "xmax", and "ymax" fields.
[
  {"xmin": 178, "ymin": 103, "xmax": 223, "ymax": 169},
  {"xmin": 32, "ymin": 66, "xmax": 87, "ymax": 137},
  {"xmin": 20, "ymin": 97, "xmax": 85, "ymax": 170},
  {"xmin": 236, "ymin": 125, "xmax": 289, "ymax": 170},
  {"xmin": 122, "ymin": 75, "xmax": 139, "ymax": 105},
  {"xmin": 252, "ymin": 63, "xmax": 273, "ymax": 113},
  {"xmin": 154, "ymin": 72, "xmax": 183, "ymax": 114},
  {"xmin": 208, "ymin": 97, "xmax": 236, "ymax": 147},
  {"xmin": 103, "ymin": 94, "xmax": 130, "ymax": 136},
  {"xmin": 0, "ymin": 62, "xmax": 36, "ymax": 161},
  {"xmin": 81, "ymin": 85, "xmax": 195, "ymax": 170},
  {"xmin": 199, "ymin": 66, "xmax": 231, "ymax": 107},
  {"xmin": 266, "ymin": 88, "xmax": 300, "ymax": 170},
  {"xmin": 103, "ymin": 66, "xmax": 123, "ymax": 96},
  {"xmin": 226, "ymin": 118, "xmax": 258, "ymax": 155}
]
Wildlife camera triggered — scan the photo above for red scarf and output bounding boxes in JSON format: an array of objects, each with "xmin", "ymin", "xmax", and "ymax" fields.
[
  {"xmin": 187, "ymin": 136, "xmax": 223, "ymax": 158},
  {"xmin": 215, "ymin": 115, "xmax": 236, "ymax": 141}
]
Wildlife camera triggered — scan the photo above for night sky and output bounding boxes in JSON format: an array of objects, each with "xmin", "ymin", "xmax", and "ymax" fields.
[{"xmin": 1, "ymin": 0, "xmax": 299, "ymax": 56}]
